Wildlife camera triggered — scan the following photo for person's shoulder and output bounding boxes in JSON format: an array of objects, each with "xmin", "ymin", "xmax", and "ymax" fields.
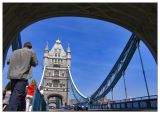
[
  {"xmin": 13, "ymin": 48, "xmax": 22, "ymax": 52},
  {"xmin": 22, "ymin": 47, "xmax": 35, "ymax": 53},
  {"xmin": 11, "ymin": 48, "xmax": 23, "ymax": 55}
]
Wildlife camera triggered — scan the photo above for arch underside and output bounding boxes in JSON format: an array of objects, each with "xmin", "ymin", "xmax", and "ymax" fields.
[
  {"xmin": 47, "ymin": 94, "xmax": 63, "ymax": 109},
  {"xmin": 3, "ymin": 3, "xmax": 157, "ymax": 65}
]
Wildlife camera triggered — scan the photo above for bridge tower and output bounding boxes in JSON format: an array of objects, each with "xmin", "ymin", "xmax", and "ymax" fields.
[{"xmin": 43, "ymin": 38, "xmax": 71, "ymax": 109}]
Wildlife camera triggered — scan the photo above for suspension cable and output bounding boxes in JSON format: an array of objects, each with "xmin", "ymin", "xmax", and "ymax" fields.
[
  {"xmin": 39, "ymin": 65, "xmax": 46, "ymax": 88},
  {"xmin": 122, "ymin": 71, "xmax": 128, "ymax": 99},
  {"xmin": 67, "ymin": 65, "xmax": 87, "ymax": 99},
  {"xmin": 111, "ymin": 88, "xmax": 113, "ymax": 101},
  {"xmin": 137, "ymin": 43, "xmax": 150, "ymax": 97},
  {"xmin": 110, "ymin": 80, "xmax": 113, "ymax": 100}
]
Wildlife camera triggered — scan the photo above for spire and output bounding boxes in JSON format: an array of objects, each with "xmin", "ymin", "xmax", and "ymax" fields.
[
  {"xmin": 56, "ymin": 37, "xmax": 61, "ymax": 44},
  {"xmin": 67, "ymin": 43, "xmax": 71, "ymax": 53},
  {"xmin": 45, "ymin": 41, "xmax": 49, "ymax": 51}
]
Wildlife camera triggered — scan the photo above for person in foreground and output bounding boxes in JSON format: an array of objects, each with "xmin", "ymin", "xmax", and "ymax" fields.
[{"xmin": 6, "ymin": 42, "xmax": 38, "ymax": 111}]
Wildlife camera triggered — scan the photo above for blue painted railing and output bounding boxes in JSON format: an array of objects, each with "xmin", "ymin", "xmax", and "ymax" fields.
[
  {"xmin": 89, "ymin": 95, "xmax": 157, "ymax": 111},
  {"xmin": 32, "ymin": 88, "xmax": 47, "ymax": 111}
]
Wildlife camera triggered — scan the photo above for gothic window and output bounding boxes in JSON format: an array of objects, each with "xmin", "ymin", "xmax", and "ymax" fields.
[
  {"xmin": 53, "ymin": 80, "xmax": 59, "ymax": 87},
  {"xmin": 55, "ymin": 53, "xmax": 57, "ymax": 57},
  {"xmin": 49, "ymin": 83, "xmax": 52, "ymax": 87},
  {"xmin": 58, "ymin": 53, "xmax": 60, "ymax": 57},
  {"xmin": 60, "ymin": 84, "xmax": 63, "ymax": 88},
  {"xmin": 55, "ymin": 59, "xmax": 57, "ymax": 63},
  {"xmin": 54, "ymin": 70, "xmax": 59, "ymax": 76}
]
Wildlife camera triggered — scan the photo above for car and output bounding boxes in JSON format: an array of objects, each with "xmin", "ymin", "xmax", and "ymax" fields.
[{"xmin": 73, "ymin": 104, "xmax": 88, "ymax": 111}]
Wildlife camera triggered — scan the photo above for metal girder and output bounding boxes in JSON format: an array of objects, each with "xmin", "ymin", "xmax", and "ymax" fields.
[{"xmin": 90, "ymin": 34, "xmax": 140, "ymax": 101}]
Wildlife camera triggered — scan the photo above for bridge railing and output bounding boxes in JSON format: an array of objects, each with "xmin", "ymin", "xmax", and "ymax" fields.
[
  {"xmin": 31, "ymin": 88, "xmax": 47, "ymax": 111},
  {"xmin": 89, "ymin": 95, "xmax": 157, "ymax": 111}
]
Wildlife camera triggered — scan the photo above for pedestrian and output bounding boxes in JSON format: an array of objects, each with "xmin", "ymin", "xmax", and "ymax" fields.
[
  {"xmin": 7, "ymin": 42, "xmax": 38, "ymax": 111},
  {"xmin": 26, "ymin": 80, "xmax": 37, "ymax": 111},
  {"xmin": 38, "ymin": 86, "xmax": 44, "ymax": 96}
]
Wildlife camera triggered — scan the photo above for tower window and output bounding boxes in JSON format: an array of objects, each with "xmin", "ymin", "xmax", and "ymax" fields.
[
  {"xmin": 58, "ymin": 59, "xmax": 61, "ymax": 64},
  {"xmin": 49, "ymin": 83, "xmax": 52, "ymax": 87},
  {"xmin": 54, "ymin": 70, "xmax": 59, "ymax": 76},
  {"xmin": 60, "ymin": 84, "xmax": 63, "ymax": 88},
  {"xmin": 53, "ymin": 80, "xmax": 59, "ymax": 87},
  {"xmin": 55, "ymin": 59, "xmax": 57, "ymax": 63}
]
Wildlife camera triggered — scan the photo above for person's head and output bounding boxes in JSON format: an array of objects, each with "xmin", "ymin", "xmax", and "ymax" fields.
[
  {"xmin": 24, "ymin": 42, "xmax": 32, "ymax": 49},
  {"xmin": 31, "ymin": 80, "xmax": 37, "ymax": 86}
]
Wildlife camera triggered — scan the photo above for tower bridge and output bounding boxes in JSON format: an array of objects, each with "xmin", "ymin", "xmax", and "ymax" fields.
[
  {"xmin": 5, "ymin": 33, "xmax": 157, "ymax": 111},
  {"xmin": 42, "ymin": 39, "xmax": 71, "ymax": 110},
  {"xmin": 3, "ymin": 3, "xmax": 157, "ymax": 111}
]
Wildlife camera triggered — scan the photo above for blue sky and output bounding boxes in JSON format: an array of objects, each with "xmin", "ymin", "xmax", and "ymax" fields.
[{"xmin": 3, "ymin": 17, "xmax": 157, "ymax": 100}]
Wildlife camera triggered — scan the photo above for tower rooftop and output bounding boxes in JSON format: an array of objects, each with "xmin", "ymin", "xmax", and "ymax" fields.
[
  {"xmin": 49, "ymin": 38, "xmax": 66, "ymax": 57},
  {"xmin": 56, "ymin": 38, "xmax": 61, "ymax": 44}
]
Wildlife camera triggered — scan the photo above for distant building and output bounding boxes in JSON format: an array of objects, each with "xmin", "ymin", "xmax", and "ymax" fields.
[
  {"xmin": 98, "ymin": 97, "xmax": 111, "ymax": 104},
  {"xmin": 69, "ymin": 99, "xmax": 77, "ymax": 106},
  {"xmin": 43, "ymin": 38, "xmax": 71, "ymax": 109}
]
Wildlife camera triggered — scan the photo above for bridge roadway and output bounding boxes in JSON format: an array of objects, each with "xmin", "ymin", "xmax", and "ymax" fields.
[{"xmin": 46, "ymin": 95, "xmax": 157, "ymax": 111}]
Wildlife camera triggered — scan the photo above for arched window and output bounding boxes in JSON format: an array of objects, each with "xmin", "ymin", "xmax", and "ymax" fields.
[
  {"xmin": 58, "ymin": 53, "xmax": 60, "ymax": 57},
  {"xmin": 53, "ymin": 80, "xmax": 59, "ymax": 87},
  {"xmin": 58, "ymin": 59, "xmax": 60, "ymax": 64},
  {"xmin": 55, "ymin": 59, "xmax": 57, "ymax": 63},
  {"xmin": 54, "ymin": 70, "xmax": 59, "ymax": 76}
]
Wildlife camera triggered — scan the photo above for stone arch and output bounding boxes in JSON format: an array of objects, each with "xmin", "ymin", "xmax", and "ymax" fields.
[
  {"xmin": 3, "ymin": 3, "xmax": 157, "ymax": 64},
  {"xmin": 47, "ymin": 94, "xmax": 63, "ymax": 109},
  {"xmin": 47, "ymin": 93, "xmax": 63, "ymax": 99}
]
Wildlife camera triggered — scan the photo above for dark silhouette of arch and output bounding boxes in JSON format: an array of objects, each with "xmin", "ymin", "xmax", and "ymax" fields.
[{"xmin": 3, "ymin": 3, "xmax": 157, "ymax": 65}]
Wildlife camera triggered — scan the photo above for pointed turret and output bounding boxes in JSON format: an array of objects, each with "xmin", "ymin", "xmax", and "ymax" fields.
[
  {"xmin": 44, "ymin": 42, "xmax": 49, "ymax": 66},
  {"xmin": 45, "ymin": 41, "xmax": 49, "ymax": 51},
  {"xmin": 67, "ymin": 43, "xmax": 71, "ymax": 53},
  {"xmin": 66, "ymin": 43, "xmax": 71, "ymax": 66},
  {"xmin": 55, "ymin": 37, "xmax": 61, "ymax": 44}
]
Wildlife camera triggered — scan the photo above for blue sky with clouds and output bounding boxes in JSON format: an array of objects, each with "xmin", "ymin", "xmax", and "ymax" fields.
[{"xmin": 3, "ymin": 17, "xmax": 157, "ymax": 100}]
